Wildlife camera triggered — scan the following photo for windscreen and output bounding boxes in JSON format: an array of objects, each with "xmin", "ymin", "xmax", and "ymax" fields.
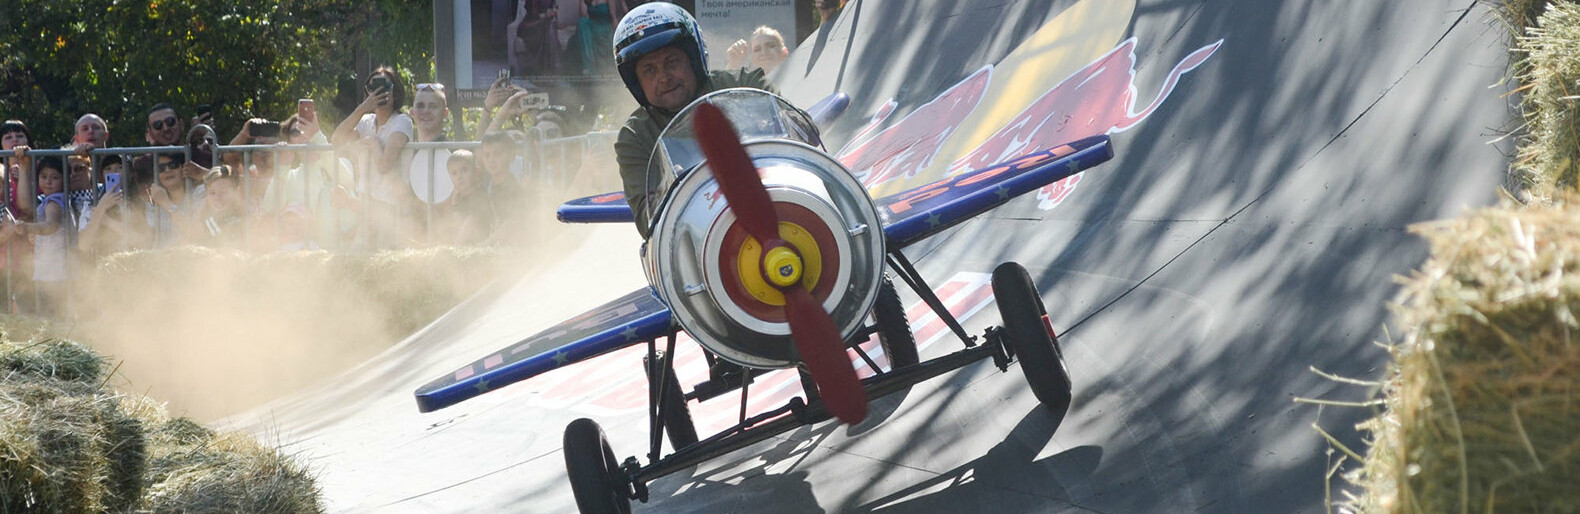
[{"xmin": 640, "ymin": 88, "xmax": 821, "ymax": 230}]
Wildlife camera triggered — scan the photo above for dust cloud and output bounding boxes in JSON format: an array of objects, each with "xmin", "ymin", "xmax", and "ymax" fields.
[{"xmin": 69, "ymin": 137, "xmax": 638, "ymax": 422}]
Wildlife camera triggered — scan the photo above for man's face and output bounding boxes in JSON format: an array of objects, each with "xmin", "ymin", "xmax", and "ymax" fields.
[
  {"xmin": 146, "ymin": 108, "xmax": 182, "ymax": 146},
  {"xmin": 479, "ymin": 143, "xmax": 514, "ymax": 176},
  {"xmin": 75, "ymin": 117, "xmax": 108, "ymax": 147},
  {"xmin": 67, "ymin": 158, "xmax": 93, "ymax": 190},
  {"xmin": 636, "ymin": 46, "xmax": 699, "ymax": 112},
  {"xmin": 250, "ymin": 135, "xmax": 280, "ymax": 170},
  {"xmin": 751, "ymin": 34, "xmax": 787, "ymax": 72},
  {"xmin": 412, "ymin": 90, "xmax": 447, "ymax": 133}
]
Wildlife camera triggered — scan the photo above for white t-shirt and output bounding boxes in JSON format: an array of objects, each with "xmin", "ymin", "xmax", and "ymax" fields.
[
  {"xmin": 355, "ymin": 112, "xmax": 415, "ymax": 144},
  {"xmin": 353, "ymin": 112, "xmax": 415, "ymax": 205},
  {"xmin": 408, "ymin": 149, "xmax": 454, "ymax": 205}
]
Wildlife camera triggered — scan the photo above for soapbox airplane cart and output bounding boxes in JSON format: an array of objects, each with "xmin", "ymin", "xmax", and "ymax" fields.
[{"xmin": 415, "ymin": 89, "xmax": 1110, "ymax": 512}]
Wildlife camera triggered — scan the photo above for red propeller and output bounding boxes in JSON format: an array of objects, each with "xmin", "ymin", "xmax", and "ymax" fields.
[{"xmin": 694, "ymin": 103, "xmax": 868, "ymax": 424}]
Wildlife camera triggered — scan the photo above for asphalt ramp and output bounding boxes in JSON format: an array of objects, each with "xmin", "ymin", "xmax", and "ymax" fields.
[{"xmin": 218, "ymin": 1, "xmax": 1512, "ymax": 511}]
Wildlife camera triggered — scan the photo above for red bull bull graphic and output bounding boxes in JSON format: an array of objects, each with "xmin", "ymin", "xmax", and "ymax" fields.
[
  {"xmin": 838, "ymin": 37, "xmax": 1222, "ymax": 210},
  {"xmin": 836, "ymin": 67, "xmax": 992, "ymax": 189}
]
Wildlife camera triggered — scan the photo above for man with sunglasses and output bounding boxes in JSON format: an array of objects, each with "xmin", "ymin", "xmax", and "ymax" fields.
[
  {"xmin": 145, "ymin": 103, "xmax": 185, "ymax": 147},
  {"xmin": 132, "ymin": 104, "xmax": 199, "ymax": 208}
]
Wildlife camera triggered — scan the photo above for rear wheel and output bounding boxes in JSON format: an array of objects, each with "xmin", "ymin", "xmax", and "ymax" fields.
[
  {"xmin": 644, "ymin": 351, "xmax": 700, "ymax": 450},
  {"xmin": 991, "ymin": 262, "xmax": 1072, "ymax": 416},
  {"xmin": 873, "ymin": 275, "xmax": 919, "ymax": 370},
  {"xmin": 563, "ymin": 418, "xmax": 632, "ymax": 514}
]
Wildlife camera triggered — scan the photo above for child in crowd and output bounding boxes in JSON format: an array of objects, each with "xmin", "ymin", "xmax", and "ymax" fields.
[
  {"xmin": 0, "ymin": 157, "xmax": 76, "ymax": 313},
  {"xmin": 196, "ymin": 164, "xmax": 266, "ymax": 250},
  {"xmin": 478, "ymin": 130, "xmax": 525, "ymax": 227},
  {"xmin": 146, "ymin": 153, "xmax": 205, "ymax": 247},
  {"xmin": 440, "ymin": 150, "xmax": 493, "ymax": 245}
]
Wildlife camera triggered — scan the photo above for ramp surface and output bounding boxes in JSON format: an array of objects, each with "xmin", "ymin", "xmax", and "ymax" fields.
[{"xmin": 219, "ymin": 1, "xmax": 1511, "ymax": 512}]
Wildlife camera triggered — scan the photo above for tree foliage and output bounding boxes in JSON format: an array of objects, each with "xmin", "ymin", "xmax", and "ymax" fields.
[{"xmin": 0, "ymin": 0, "xmax": 433, "ymax": 148}]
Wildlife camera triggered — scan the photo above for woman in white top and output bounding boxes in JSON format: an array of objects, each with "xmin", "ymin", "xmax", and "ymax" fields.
[{"xmin": 333, "ymin": 66, "xmax": 416, "ymax": 247}]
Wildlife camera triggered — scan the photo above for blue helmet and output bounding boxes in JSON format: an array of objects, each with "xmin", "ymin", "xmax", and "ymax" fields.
[{"xmin": 613, "ymin": 2, "xmax": 709, "ymax": 108}]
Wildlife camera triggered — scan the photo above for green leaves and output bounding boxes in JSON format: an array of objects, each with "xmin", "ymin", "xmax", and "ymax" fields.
[{"xmin": 0, "ymin": 0, "xmax": 432, "ymax": 148}]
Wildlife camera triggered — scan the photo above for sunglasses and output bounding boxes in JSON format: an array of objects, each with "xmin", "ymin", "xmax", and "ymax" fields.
[
  {"xmin": 159, "ymin": 160, "xmax": 182, "ymax": 170},
  {"xmin": 150, "ymin": 115, "xmax": 179, "ymax": 131},
  {"xmin": 416, "ymin": 83, "xmax": 445, "ymax": 92}
]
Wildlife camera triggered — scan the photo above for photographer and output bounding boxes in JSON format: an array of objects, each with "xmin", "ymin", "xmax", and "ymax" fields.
[
  {"xmin": 332, "ymin": 66, "xmax": 416, "ymax": 249},
  {"xmin": 262, "ymin": 115, "xmax": 356, "ymax": 250},
  {"xmin": 225, "ymin": 117, "xmax": 286, "ymax": 203},
  {"xmin": 483, "ymin": 90, "xmax": 551, "ymax": 135}
]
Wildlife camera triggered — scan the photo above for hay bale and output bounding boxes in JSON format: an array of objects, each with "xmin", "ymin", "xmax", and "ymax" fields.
[
  {"xmin": 1346, "ymin": 202, "xmax": 1580, "ymax": 512},
  {"xmin": 1510, "ymin": 1, "xmax": 1580, "ymax": 199},
  {"xmin": 0, "ymin": 378, "xmax": 130, "ymax": 514},
  {"xmin": 2, "ymin": 329, "xmax": 320, "ymax": 514},
  {"xmin": 1493, "ymin": 0, "xmax": 1552, "ymax": 40},
  {"xmin": 143, "ymin": 430, "xmax": 322, "ymax": 514},
  {"xmin": 2, "ymin": 338, "xmax": 106, "ymax": 385}
]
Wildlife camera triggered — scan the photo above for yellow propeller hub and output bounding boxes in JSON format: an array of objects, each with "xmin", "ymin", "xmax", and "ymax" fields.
[
  {"xmin": 736, "ymin": 221, "xmax": 823, "ymax": 306},
  {"xmin": 763, "ymin": 246, "xmax": 802, "ymax": 287}
]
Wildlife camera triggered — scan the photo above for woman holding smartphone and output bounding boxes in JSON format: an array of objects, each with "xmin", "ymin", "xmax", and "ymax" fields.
[{"xmin": 332, "ymin": 66, "xmax": 416, "ymax": 248}]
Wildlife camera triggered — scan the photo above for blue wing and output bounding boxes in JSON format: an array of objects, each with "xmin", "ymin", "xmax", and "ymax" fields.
[
  {"xmin": 414, "ymin": 287, "xmax": 672, "ymax": 413},
  {"xmin": 877, "ymin": 135, "xmax": 1113, "ymax": 249},
  {"xmin": 557, "ymin": 192, "xmax": 634, "ymax": 223}
]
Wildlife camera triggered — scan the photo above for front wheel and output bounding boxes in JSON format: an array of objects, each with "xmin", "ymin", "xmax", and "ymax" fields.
[
  {"xmin": 991, "ymin": 262, "xmax": 1072, "ymax": 417},
  {"xmin": 873, "ymin": 275, "xmax": 919, "ymax": 370},
  {"xmin": 563, "ymin": 418, "xmax": 632, "ymax": 514}
]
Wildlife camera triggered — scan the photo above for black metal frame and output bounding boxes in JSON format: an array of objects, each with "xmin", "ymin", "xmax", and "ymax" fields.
[{"xmin": 613, "ymin": 250, "xmax": 1011, "ymax": 503}]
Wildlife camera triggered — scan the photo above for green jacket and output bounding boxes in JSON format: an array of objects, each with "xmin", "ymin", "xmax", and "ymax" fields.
[{"xmin": 615, "ymin": 67, "xmax": 773, "ymax": 239}]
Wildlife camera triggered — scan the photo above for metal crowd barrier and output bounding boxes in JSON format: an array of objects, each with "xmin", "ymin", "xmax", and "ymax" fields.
[{"xmin": 0, "ymin": 126, "xmax": 613, "ymax": 317}]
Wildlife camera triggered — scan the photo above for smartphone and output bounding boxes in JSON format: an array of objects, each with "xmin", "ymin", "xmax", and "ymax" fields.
[
  {"xmin": 368, "ymin": 76, "xmax": 393, "ymax": 94},
  {"xmin": 249, "ymin": 121, "xmax": 282, "ymax": 138},
  {"xmin": 104, "ymin": 172, "xmax": 122, "ymax": 194},
  {"xmin": 497, "ymin": 67, "xmax": 511, "ymax": 84},
  {"xmin": 297, "ymin": 99, "xmax": 316, "ymax": 123}
]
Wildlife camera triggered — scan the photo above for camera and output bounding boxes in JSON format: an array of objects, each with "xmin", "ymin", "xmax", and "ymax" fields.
[{"xmin": 248, "ymin": 121, "xmax": 282, "ymax": 138}]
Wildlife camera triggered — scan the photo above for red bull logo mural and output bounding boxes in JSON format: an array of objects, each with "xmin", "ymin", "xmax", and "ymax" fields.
[
  {"xmin": 838, "ymin": 37, "xmax": 1222, "ymax": 210},
  {"xmin": 836, "ymin": 67, "xmax": 993, "ymax": 189}
]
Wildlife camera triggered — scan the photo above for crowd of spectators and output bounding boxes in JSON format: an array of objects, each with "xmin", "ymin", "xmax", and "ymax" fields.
[
  {"xmin": 0, "ymin": 68, "xmax": 569, "ymax": 315},
  {"xmin": 0, "ymin": 1, "xmax": 816, "ymax": 317}
]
